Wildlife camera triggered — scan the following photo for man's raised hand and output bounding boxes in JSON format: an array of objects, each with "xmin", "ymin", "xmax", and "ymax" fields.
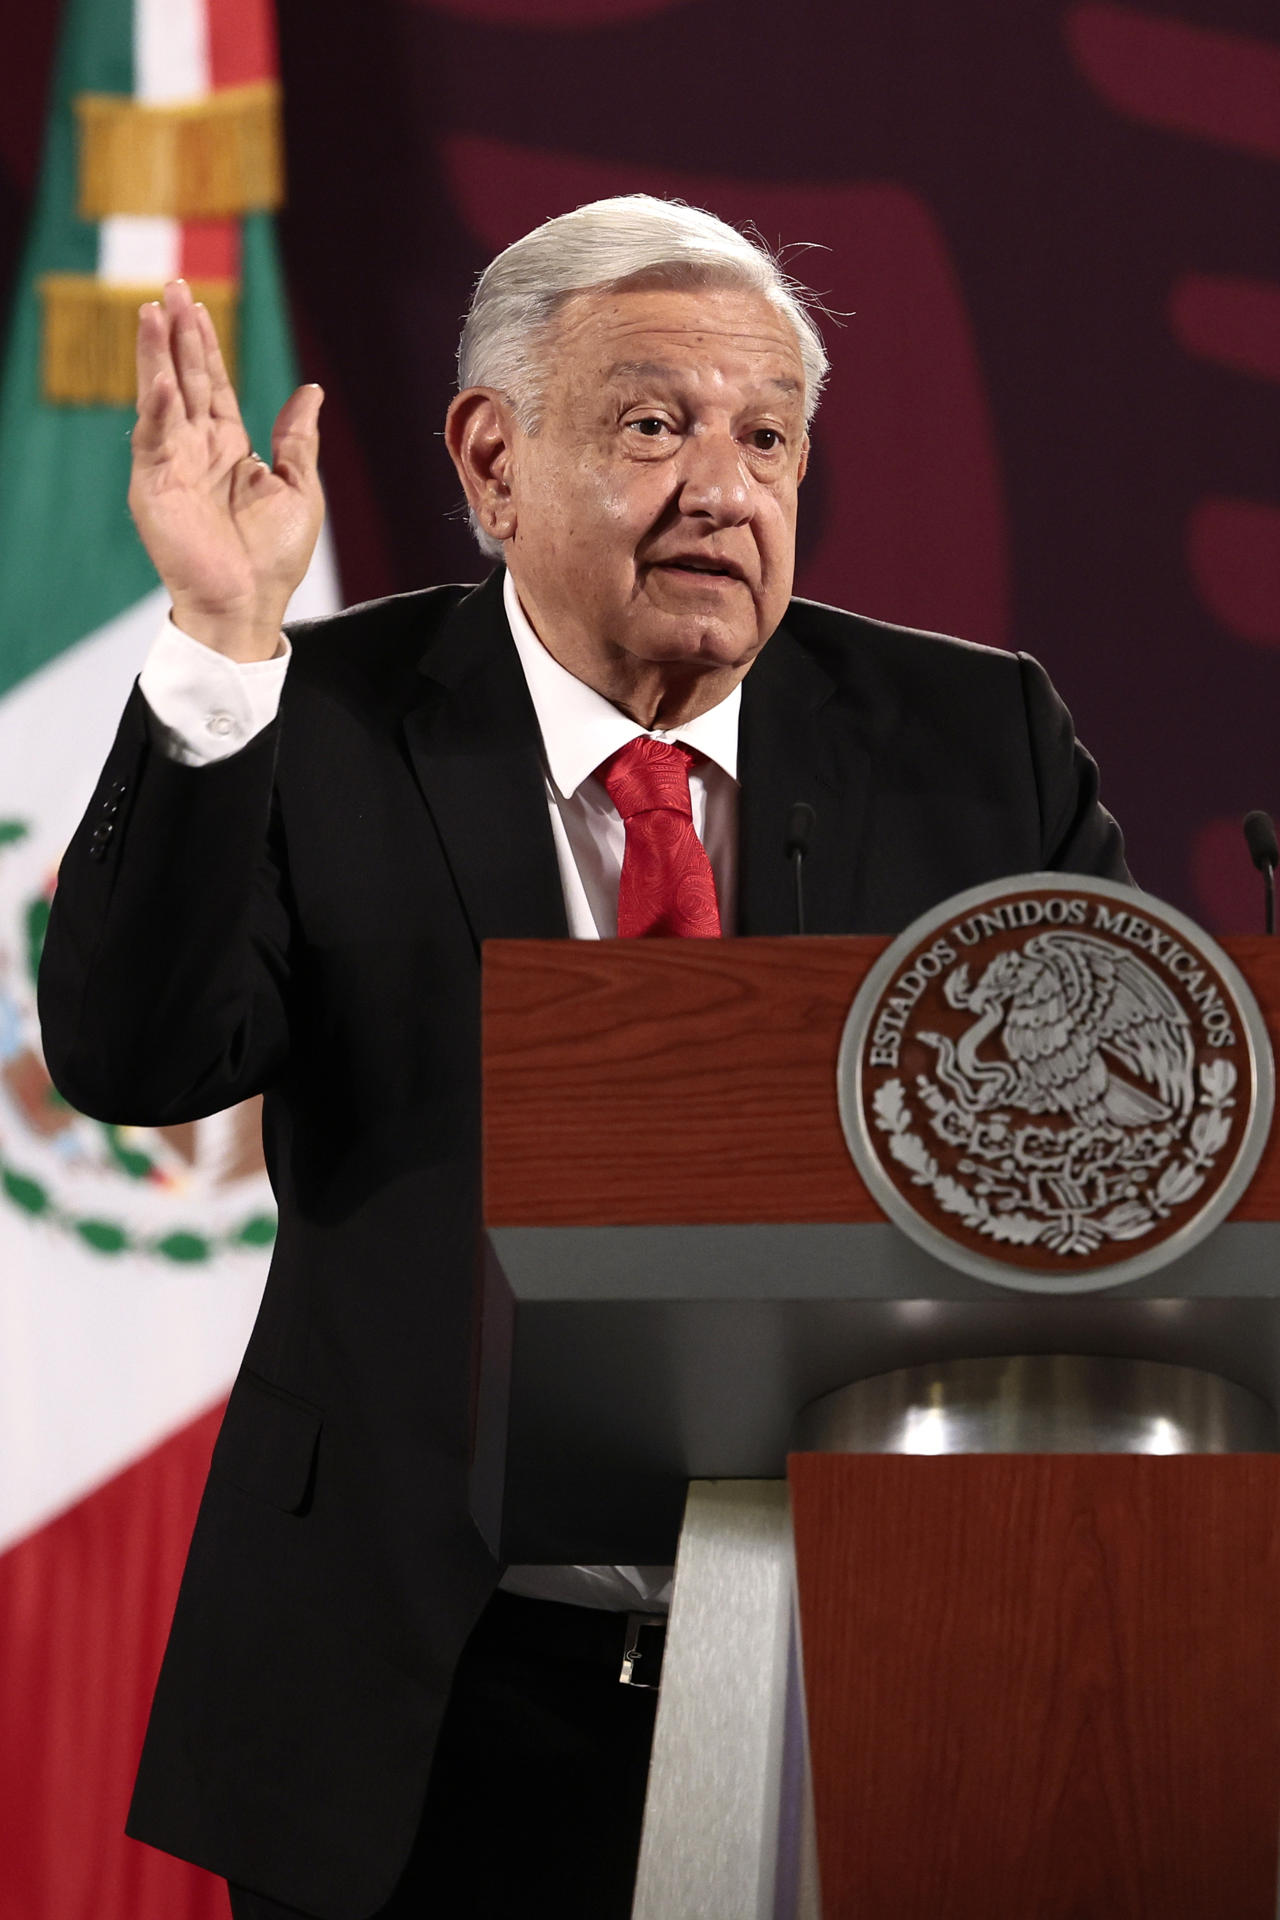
[{"xmin": 129, "ymin": 280, "xmax": 324, "ymax": 662}]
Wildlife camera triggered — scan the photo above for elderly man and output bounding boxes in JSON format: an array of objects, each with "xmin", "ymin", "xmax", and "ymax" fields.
[{"xmin": 38, "ymin": 197, "xmax": 1126, "ymax": 1919}]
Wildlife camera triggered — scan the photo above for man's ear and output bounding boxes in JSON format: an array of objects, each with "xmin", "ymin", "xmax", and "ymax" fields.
[
  {"xmin": 797, "ymin": 432, "xmax": 810, "ymax": 485},
  {"xmin": 445, "ymin": 389, "xmax": 519, "ymax": 542}
]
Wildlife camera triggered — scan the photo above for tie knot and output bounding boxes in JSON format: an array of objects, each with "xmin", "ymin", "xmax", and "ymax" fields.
[{"xmin": 599, "ymin": 736, "xmax": 695, "ymax": 822}]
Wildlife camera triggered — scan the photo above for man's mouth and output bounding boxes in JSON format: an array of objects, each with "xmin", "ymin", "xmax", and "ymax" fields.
[{"xmin": 651, "ymin": 557, "xmax": 746, "ymax": 584}]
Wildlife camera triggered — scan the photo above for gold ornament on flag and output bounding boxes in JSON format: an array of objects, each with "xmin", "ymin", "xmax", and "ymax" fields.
[
  {"xmin": 75, "ymin": 80, "xmax": 283, "ymax": 221},
  {"xmin": 38, "ymin": 276, "xmax": 237, "ymax": 406}
]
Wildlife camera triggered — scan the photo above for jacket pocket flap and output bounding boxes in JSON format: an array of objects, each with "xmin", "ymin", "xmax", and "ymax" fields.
[{"xmin": 213, "ymin": 1370, "xmax": 323, "ymax": 1513}]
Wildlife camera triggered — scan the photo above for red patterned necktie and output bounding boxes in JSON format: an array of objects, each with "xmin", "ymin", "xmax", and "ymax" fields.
[{"xmin": 598, "ymin": 736, "xmax": 723, "ymax": 939}]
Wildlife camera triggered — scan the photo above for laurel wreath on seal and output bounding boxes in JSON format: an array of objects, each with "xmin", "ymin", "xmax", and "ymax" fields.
[{"xmin": 871, "ymin": 1058, "xmax": 1237, "ymax": 1256}]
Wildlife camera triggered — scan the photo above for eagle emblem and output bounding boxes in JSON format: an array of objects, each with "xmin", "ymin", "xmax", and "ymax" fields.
[
  {"xmin": 925, "ymin": 932, "xmax": 1196, "ymax": 1131},
  {"xmin": 841, "ymin": 879, "xmax": 1271, "ymax": 1289}
]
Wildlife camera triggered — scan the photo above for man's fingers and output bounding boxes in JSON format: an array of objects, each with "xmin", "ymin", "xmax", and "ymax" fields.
[
  {"xmin": 192, "ymin": 300, "xmax": 244, "ymax": 426},
  {"xmin": 166, "ymin": 281, "xmax": 213, "ymax": 420},
  {"xmin": 135, "ymin": 301, "xmax": 174, "ymax": 414},
  {"xmin": 271, "ymin": 385, "xmax": 324, "ymax": 484},
  {"xmin": 228, "ymin": 452, "xmax": 277, "ymax": 513},
  {"xmin": 131, "ymin": 368, "xmax": 183, "ymax": 456}
]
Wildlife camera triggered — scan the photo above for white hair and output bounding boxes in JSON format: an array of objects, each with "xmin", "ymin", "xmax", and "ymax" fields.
[{"xmin": 456, "ymin": 194, "xmax": 830, "ymax": 559}]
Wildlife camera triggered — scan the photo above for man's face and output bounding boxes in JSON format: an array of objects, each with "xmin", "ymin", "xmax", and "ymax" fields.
[{"xmin": 497, "ymin": 283, "xmax": 809, "ymax": 697}]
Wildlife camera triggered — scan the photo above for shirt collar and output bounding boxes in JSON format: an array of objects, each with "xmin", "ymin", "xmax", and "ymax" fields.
[{"xmin": 503, "ymin": 569, "xmax": 741, "ymax": 802}]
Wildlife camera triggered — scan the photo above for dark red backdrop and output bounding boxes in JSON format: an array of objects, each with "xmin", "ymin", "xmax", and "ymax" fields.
[{"xmin": 5, "ymin": 0, "xmax": 1277, "ymax": 926}]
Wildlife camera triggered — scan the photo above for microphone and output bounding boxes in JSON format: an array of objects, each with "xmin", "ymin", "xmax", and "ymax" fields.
[
  {"xmin": 786, "ymin": 802, "xmax": 817, "ymax": 935},
  {"xmin": 1243, "ymin": 811, "xmax": 1279, "ymax": 935}
]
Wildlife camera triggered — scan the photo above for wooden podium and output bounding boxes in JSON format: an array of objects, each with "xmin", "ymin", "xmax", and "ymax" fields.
[{"xmin": 479, "ymin": 937, "xmax": 1280, "ymax": 1919}]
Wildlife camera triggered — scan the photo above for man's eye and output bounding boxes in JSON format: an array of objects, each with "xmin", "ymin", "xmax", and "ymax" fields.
[
  {"xmin": 628, "ymin": 417, "xmax": 669, "ymax": 437},
  {"xmin": 750, "ymin": 428, "xmax": 783, "ymax": 451}
]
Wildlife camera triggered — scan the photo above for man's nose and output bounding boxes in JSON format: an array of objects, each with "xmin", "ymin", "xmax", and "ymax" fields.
[{"xmin": 675, "ymin": 429, "xmax": 752, "ymax": 523}]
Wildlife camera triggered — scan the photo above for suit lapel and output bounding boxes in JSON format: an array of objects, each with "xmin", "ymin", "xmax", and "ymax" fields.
[
  {"xmin": 403, "ymin": 573, "xmax": 568, "ymax": 950},
  {"xmin": 737, "ymin": 621, "xmax": 871, "ymax": 935},
  {"xmin": 404, "ymin": 581, "xmax": 873, "ymax": 945}
]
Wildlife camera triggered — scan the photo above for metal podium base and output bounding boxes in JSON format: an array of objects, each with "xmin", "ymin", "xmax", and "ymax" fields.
[
  {"xmin": 632, "ymin": 1357, "xmax": 1279, "ymax": 1919},
  {"xmin": 795, "ymin": 1354, "xmax": 1280, "ymax": 1456},
  {"xmin": 631, "ymin": 1480, "xmax": 817, "ymax": 1920}
]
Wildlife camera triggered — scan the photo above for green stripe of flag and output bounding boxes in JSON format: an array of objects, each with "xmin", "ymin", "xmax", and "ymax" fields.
[{"xmin": 0, "ymin": 0, "xmax": 302, "ymax": 695}]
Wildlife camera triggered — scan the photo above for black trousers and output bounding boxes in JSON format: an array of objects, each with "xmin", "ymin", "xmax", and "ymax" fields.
[{"xmin": 228, "ymin": 1590, "xmax": 660, "ymax": 1920}]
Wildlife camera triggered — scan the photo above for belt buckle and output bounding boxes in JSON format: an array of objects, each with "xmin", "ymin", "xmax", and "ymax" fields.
[{"xmin": 620, "ymin": 1611, "xmax": 666, "ymax": 1689}]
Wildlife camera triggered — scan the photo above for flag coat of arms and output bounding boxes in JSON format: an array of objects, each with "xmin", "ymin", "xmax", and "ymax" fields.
[{"xmin": 0, "ymin": 1, "xmax": 336, "ymax": 1911}]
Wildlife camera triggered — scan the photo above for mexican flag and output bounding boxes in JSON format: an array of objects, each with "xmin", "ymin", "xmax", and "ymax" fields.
[{"xmin": 0, "ymin": 1, "xmax": 336, "ymax": 1912}]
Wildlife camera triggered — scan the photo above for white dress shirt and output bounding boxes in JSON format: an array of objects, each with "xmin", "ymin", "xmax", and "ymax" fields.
[
  {"xmin": 139, "ymin": 619, "xmax": 295, "ymax": 763},
  {"xmin": 501, "ymin": 574, "xmax": 740, "ymax": 937},
  {"xmin": 138, "ymin": 572, "xmax": 743, "ymax": 1612}
]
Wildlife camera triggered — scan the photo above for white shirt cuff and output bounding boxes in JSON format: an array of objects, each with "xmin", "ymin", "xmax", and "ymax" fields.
[{"xmin": 138, "ymin": 617, "xmax": 291, "ymax": 766}]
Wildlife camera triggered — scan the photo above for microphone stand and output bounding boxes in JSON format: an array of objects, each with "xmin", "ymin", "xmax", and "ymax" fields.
[
  {"xmin": 786, "ymin": 803, "xmax": 816, "ymax": 936},
  {"xmin": 1243, "ymin": 811, "xmax": 1278, "ymax": 935}
]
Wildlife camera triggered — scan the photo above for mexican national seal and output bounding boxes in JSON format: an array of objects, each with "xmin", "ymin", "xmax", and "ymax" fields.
[{"xmin": 838, "ymin": 875, "xmax": 1273, "ymax": 1292}]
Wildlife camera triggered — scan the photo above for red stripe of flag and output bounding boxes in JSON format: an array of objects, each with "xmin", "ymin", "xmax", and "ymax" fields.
[
  {"xmin": 0, "ymin": 1407, "xmax": 229, "ymax": 1920},
  {"xmin": 207, "ymin": 0, "xmax": 279, "ymax": 89},
  {"xmin": 180, "ymin": 221, "xmax": 241, "ymax": 280}
]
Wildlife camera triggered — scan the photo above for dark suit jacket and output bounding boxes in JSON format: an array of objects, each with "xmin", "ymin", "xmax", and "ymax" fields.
[{"xmin": 37, "ymin": 569, "xmax": 1127, "ymax": 1918}]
